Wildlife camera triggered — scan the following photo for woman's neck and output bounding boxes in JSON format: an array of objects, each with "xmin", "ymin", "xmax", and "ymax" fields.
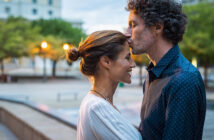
[{"xmin": 91, "ymin": 76, "xmax": 118, "ymax": 104}]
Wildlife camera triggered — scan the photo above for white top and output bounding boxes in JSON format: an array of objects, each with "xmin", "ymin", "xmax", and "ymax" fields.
[{"xmin": 77, "ymin": 93, "xmax": 142, "ymax": 140}]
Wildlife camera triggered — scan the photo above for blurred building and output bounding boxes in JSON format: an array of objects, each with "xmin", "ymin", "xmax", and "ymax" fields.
[
  {"xmin": 0, "ymin": 0, "xmax": 82, "ymax": 76},
  {"xmin": 0, "ymin": 0, "xmax": 83, "ymax": 28},
  {"xmin": 64, "ymin": 19, "xmax": 83, "ymax": 29},
  {"xmin": 0, "ymin": 0, "xmax": 61, "ymax": 20}
]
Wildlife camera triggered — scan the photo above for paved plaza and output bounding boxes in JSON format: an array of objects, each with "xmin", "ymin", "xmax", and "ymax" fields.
[{"xmin": 0, "ymin": 78, "xmax": 214, "ymax": 139}]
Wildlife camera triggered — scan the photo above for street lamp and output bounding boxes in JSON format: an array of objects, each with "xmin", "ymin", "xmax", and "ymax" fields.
[
  {"xmin": 63, "ymin": 43, "xmax": 70, "ymax": 51},
  {"xmin": 63, "ymin": 43, "xmax": 71, "ymax": 78},
  {"xmin": 41, "ymin": 41, "xmax": 48, "ymax": 82},
  {"xmin": 41, "ymin": 41, "xmax": 48, "ymax": 49}
]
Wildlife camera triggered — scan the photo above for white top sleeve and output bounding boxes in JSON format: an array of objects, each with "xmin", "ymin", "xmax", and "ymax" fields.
[{"xmin": 88, "ymin": 100, "xmax": 142, "ymax": 140}]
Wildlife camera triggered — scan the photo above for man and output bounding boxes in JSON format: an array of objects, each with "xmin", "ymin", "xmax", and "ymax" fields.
[{"xmin": 125, "ymin": 0, "xmax": 206, "ymax": 139}]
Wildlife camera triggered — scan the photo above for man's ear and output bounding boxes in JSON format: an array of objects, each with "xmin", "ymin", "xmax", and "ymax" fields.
[
  {"xmin": 151, "ymin": 23, "xmax": 163, "ymax": 36},
  {"xmin": 155, "ymin": 23, "xmax": 163, "ymax": 34},
  {"xmin": 100, "ymin": 56, "xmax": 111, "ymax": 69}
]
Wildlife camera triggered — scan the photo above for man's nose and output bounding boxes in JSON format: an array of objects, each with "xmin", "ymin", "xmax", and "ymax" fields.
[{"xmin": 124, "ymin": 27, "xmax": 132, "ymax": 38}]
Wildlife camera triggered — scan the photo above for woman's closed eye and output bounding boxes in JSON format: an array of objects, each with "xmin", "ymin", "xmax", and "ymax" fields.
[{"xmin": 125, "ymin": 54, "xmax": 131, "ymax": 60}]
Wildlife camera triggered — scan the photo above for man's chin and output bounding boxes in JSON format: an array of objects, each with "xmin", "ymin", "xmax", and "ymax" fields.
[{"xmin": 131, "ymin": 49, "xmax": 141, "ymax": 55}]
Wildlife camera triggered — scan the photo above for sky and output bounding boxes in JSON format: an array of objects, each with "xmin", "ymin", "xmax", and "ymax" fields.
[{"xmin": 61, "ymin": 0, "xmax": 129, "ymax": 34}]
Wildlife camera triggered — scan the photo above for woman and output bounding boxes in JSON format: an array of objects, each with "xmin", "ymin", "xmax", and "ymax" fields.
[{"xmin": 67, "ymin": 30, "xmax": 142, "ymax": 140}]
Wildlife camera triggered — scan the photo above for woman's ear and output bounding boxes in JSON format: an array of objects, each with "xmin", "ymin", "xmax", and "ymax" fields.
[{"xmin": 99, "ymin": 56, "xmax": 111, "ymax": 69}]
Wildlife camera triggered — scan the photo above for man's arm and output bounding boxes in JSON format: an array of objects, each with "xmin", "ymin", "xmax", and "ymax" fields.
[{"xmin": 162, "ymin": 73, "xmax": 206, "ymax": 140}]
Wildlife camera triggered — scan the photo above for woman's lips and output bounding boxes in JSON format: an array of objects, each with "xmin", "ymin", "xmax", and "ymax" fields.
[{"xmin": 128, "ymin": 71, "xmax": 132, "ymax": 76}]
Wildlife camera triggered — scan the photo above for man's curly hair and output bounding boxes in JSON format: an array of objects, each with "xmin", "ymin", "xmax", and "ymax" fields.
[{"xmin": 127, "ymin": 0, "xmax": 187, "ymax": 45}]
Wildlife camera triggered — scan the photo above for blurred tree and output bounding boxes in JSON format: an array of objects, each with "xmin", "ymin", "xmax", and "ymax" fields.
[
  {"xmin": 45, "ymin": 36, "xmax": 67, "ymax": 78},
  {"xmin": 181, "ymin": 2, "xmax": 214, "ymax": 88},
  {"xmin": 31, "ymin": 19, "xmax": 86, "ymax": 78},
  {"xmin": 31, "ymin": 19, "xmax": 86, "ymax": 46},
  {"xmin": 0, "ymin": 17, "xmax": 40, "ymax": 77},
  {"xmin": 131, "ymin": 54, "xmax": 149, "ymax": 86},
  {"xmin": 31, "ymin": 35, "xmax": 68, "ymax": 78}
]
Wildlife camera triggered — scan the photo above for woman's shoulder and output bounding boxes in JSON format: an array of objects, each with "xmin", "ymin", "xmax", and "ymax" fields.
[
  {"xmin": 82, "ymin": 93, "xmax": 106, "ymax": 105},
  {"xmin": 79, "ymin": 93, "xmax": 142, "ymax": 140},
  {"xmin": 80, "ymin": 93, "xmax": 110, "ymax": 113},
  {"xmin": 90, "ymin": 94, "xmax": 112, "ymax": 110}
]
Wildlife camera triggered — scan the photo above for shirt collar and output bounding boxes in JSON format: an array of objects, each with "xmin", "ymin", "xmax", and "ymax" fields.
[{"xmin": 147, "ymin": 44, "xmax": 180, "ymax": 78}]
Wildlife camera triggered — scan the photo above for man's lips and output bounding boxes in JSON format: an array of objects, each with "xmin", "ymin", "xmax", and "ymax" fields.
[{"xmin": 127, "ymin": 38, "xmax": 134, "ymax": 49}]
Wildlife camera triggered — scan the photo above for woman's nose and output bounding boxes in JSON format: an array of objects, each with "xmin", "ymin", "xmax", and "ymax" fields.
[{"xmin": 130, "ymin": 59, "xmax": 136, "ymax": 68}]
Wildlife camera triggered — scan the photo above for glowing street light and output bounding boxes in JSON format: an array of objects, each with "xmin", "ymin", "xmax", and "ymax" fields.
[
  {"xmin": 63, "ymin": 43, "xmax": 70, "ymax": 51},
  {"xmin": 41, "ymin": 41, "xmax": 48, "ymax": 49},
  {"xmin": 41, "ymin": 41, "xmax": 48, "ymax": 82}
]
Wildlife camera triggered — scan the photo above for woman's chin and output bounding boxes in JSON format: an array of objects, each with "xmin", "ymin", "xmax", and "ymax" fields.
[
  {"xmin": 127, "ymin": 80, "xmax": 131, "ymax": 84},
  {"xmin": 122, "ymin": 79, "xmax": 131, "ymax": 84}
]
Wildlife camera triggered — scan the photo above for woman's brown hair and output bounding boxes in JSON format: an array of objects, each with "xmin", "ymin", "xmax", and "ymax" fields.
[{"xmin": 67, "ymin": 30, "xmax": 127, "ymax": 76}]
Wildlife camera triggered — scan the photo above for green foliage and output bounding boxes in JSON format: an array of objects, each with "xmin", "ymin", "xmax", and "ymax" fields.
[
  {"xmin": 180, "ymin": 2, "xmax": 214, "ymax": 88},
  {"xmin": 0, "ymin": 16, "xmax": 40, "ymax": 61},
  {"xmin": 32, "ymin": 19, "xmax": 86, "ymax": 46},
  {"xmin": 180, "ymin": 2, "xmax": 214, "ymax": 66},
  {"xmin": 31, "ymin": 19, "xmax": 87, "ymax": 77},
  {"xmin": 43, "ymin": 35, "xmax": 66, "ymax": 61}
]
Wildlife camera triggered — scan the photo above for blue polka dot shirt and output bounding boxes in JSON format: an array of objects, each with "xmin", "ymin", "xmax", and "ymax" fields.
[{"xmin": 139, "ymin": 45, "xmax": 206, "ymax": 140}]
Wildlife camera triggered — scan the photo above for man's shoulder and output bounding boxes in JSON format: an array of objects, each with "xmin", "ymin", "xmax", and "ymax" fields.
[
  {"xmin": 174, "ymin": 69, "xmax": 201, "ymax": 84},
  {"xmin": 176, "ymin": 53, "xmax": 197, "ymax": 72},
  {"xmin": 161, "ymin": 70, "xmax": 205, "ymax": 105},
  {"xmin": 171, "ymin": 54, "xmax": 202, "ymax": 84},
  {"xmin": 163, "ymin": 65, "xmax": 204, "ymax": 94}
]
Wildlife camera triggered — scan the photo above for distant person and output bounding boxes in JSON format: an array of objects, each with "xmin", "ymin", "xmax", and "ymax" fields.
[
  {"xmin": 67, "ymin": 30, "xmax": 142, "ymax": 140},
  {"xmin": 125, "ymin": 0, "xmax": 206, "ymax": 139}
]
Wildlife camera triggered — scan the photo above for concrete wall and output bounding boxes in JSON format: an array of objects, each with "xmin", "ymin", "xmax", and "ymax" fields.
[
  {"xmin": 0, "ymin": 99, "xmax": 77, "ymax": 140},
  {"xmin": 0, "ymin": 107, "xmax": 50, "ymax": 140}
]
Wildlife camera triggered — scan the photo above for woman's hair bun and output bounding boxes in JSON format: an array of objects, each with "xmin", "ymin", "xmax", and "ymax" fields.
[{"xmin": 67, "ymin": 47, "xmax": 80, "ymax": 62}]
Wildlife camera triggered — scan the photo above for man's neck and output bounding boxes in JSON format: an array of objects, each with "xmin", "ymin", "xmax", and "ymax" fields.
[{"xmin": 147, "ymin": 40, "xmax": 174, "ymax": 66}]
